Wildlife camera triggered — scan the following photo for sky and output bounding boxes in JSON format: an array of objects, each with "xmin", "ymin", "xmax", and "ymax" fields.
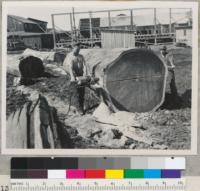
[{"xmin": 6, "ymin": 3, "xmax": 191, "ymax": 31}]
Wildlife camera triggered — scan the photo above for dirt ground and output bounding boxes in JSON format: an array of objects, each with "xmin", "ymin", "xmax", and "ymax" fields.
[{"xmin": 6, "ymin": 47, "xmax": 192, "ymax": 150}]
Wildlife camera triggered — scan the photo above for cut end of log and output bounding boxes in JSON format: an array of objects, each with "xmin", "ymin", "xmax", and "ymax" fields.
[
  {"xmin": 105, "ymin": 49, "xmax": 167, "ymax": 112},
  {"xmin": 81, "ymin": 48, "xmax": 167, "ymax": 113},
  {"xmin": 19, "ymin": 56, "xmax": 45, "ymax": 78}
]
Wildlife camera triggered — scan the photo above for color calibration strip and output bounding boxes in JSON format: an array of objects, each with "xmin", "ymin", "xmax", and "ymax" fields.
[
  {"xmin": 11, "ymin": 157, "xmax": 185, "ymax": 170},
  {"xmin": 11, "ymin": 169, "xmax": 181, "ymax": 179}
]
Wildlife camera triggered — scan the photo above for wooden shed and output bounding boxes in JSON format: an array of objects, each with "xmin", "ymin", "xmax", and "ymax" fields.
[
  {"xmin": 101, "ymin": 29, "xmax": 135, "ymax": 48},
  {"xmin": 81, "ymin": 48, "xmax": 167, "ymax": 112}
]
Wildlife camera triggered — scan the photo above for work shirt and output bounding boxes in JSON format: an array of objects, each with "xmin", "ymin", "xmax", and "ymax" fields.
[
  {"xmin": 161, "ymin": 51, "xmax": 175, "ymax": 69},
  {"xmin": 63, "ymin": 52, "xmax": 87, "ymax": 81}
]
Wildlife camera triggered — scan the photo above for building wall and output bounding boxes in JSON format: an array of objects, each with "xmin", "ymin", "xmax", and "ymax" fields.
[
  {"xmin": 41, "ymin": 34, "xmax": 54, "ymax": 49},
  {"xmin": 24, "ymin": 23, "xmax": 44, "ymax": 33},
  {"xmin": 101, "ymin": 30, "xmax": 135, "ymax": 48},
  {"xmin": 7, "ymin": 16, "xmax": 44, "ymax": 33},
  {"xmin": 28, "ymin": 18, "xmax": 47, "ymax": 32},
  {"xmin": 22, "ymin": 36, "xmax": 42, "ymax": 49},
  {"xmin": 7, "ymin": 16, "xmax": 24, "ymax": 32},
  {"xmin": 136, "ymin": 25, "xmax": 157, "ymax": 34},
  {"xmin": 176, "ymin": 28, "xmax": 192, "ymax": 46}
]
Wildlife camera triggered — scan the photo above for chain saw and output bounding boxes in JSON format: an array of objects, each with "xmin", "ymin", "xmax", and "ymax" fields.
[{"xmin": 76, "ymin": 76, "xmax": 99, "ymax": 86}]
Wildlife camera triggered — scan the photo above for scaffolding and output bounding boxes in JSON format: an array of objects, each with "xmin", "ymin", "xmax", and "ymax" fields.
[{"xmin": 51, "ymin": 7, "xmax": 191, "ymax": 48}]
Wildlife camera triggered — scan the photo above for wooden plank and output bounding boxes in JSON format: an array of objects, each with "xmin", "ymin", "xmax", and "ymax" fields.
[{"xmin": 101, "ymin": 30, "xmax": 136, "ymax": 49}]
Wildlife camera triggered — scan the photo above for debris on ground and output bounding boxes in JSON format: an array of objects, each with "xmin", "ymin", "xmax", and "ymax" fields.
[{"xmin": 6, "ymin": 47, "xmax": 192, "ymax": 149}]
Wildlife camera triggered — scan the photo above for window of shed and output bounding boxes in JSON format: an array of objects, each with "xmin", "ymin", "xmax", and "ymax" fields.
[{"xmin": 184, "ymin": 29, "xmax": 187, "ymax": 36}]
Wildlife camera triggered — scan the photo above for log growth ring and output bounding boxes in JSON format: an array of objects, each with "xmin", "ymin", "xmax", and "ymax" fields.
[{"xmin": 103, "ymin": 49, "xmax": 167, "ymax": 112}]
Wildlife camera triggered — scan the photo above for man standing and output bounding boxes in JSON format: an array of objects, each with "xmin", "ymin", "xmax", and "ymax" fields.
[
  {"xmin": 161, "ymin": 46, "xmax": 178, "ymax": 99},
  {"xmin": 63, "ymin": 43, "xmax": 88, "ymax": 115}
]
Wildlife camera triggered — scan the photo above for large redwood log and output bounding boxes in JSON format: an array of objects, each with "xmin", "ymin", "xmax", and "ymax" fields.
[
  {"xmin": 7, "ymin": 54, "xmax": 67, "ymax": 77},
  {"xmin": 80, "ymin": 48, "xmax": 167, "ymax": 112},
  {"xmin": 7, "ymin": 48, "xmax": 167, "ymax": 113}
]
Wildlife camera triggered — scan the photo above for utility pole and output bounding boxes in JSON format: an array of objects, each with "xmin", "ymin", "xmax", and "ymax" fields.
[
  {"xmin": 154, "ymin": 8, "xmax": 157, "ymax": 45},
  {"xmin": 169, "ymin": 8, "xmax": 172, "ymax": 33},
  {"xmin": 72, "ymin": 7, "xmax": 77, "ymax": 42},
  {"xmin": 69, "ymin": 13, "xmax": 74, "ymax": 46},
  {"xmin": 51, "ymin": 14, "xmax": 57, "ymax": 49}
]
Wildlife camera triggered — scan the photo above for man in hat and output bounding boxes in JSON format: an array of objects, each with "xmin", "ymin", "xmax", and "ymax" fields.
[
  {"xmin": 160, "ymin": 46, "xmax": 178, "ymax": 99},
  {"xmin": 63, "ymin": 42, "xmax": 88, "ymax": 114}
]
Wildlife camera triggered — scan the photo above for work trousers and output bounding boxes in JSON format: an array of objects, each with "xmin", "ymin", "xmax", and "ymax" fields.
[
  {"xmin": 168, "ymin": 69, "xmax": 178, "ymax": 98},
  {"xmin": 77, "ymin": 86, "xmax": 85, "ymax": 114}
]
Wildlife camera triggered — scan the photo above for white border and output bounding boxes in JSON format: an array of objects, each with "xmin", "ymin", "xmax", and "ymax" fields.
[{"xmin": 1, "ymin": 1, "xmax": 198, "ymax": 155}]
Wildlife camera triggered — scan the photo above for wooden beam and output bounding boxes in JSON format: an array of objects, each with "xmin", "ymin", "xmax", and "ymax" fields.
[
  {"xmin": 89, "ymin": 11, "xmax": 93, "ymax": 47},
  {"xmin": 154, "ymin": 8, "xmax": 157, "ymax": 45},
  {"xmin": 51, "ymin": 8, "xmax": 154, "ymax": 16},
  {"xmin": 72, "ymin": 7, "xmax": 77, "ymax": 42},
  {"xmin": 51, "ymin": 14, "xmax": 57, "ymax": 49},
  {"xmin": 108, "ymin": 11, "xmax": 111, "ymax": 28},
  {"xmin": 69, "ymin": 13, "xmax": 74, "ymax": 45},
  {"xmin": 130, "ymin": 9, "xmax": 134, "ymax": 30},
  {"xmin": 169, "ymin": 8, "xmax": 172, "ymax": 33}
]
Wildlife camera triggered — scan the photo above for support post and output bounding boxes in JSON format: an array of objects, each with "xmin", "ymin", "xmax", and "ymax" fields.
[
  {"xmin": 69, "ymin": 13, "xmax": 74, "ymax": 46},
  {"xmin": 51, "ymin": 14, "xmax": 57, "ymax": 49},
  {"xmin": 169, "ymin": 8, "xmax": 172, "ymax": 34},
  {"xmin": 89, "ymin": 11, "xmax": 93, "ymax": 47},
  {"xmin": 130, "ymin": 9, "xmax": 134, "ymax": 30},
  {"xmin": 154, "ymin": 8, "xmax": 157, "ymax": 45},
  {"xmin": 72, "ymin": 7, "xmax": 77, "ymax": 42},
  {"xmin": 108, "ymin": 11, "xmax": 111, "ymax": 28}
]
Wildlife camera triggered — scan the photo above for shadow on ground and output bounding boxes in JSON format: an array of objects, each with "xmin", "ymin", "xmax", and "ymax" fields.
[{"xmin": 161, "ymin": 89, "xmax": 191, "ymax": 110}]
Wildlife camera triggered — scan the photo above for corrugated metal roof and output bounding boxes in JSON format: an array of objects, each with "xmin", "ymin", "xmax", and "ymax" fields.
[{"xmin": 8, "ymin": 15, "xmax": 37, "ymax": 24}]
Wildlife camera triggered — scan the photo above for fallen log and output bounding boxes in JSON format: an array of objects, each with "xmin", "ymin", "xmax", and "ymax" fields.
[
  {"xmin": 19, "ymin": 56, "xmax": 45, "ymax": 78},
  {"xmin": 7, "ymin": 48, "xmax": 167, "ymax": 113},
  {"xmin": 79, "ymin": 48, "xmax": 167, "ymax": 112},
  {"xmin": 7, "ymin": 54, "xmax": 67, "ymax": 77},
  {"xmin": 22, "ymin": 48, "xmax": 55, "ymax": 62}
]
